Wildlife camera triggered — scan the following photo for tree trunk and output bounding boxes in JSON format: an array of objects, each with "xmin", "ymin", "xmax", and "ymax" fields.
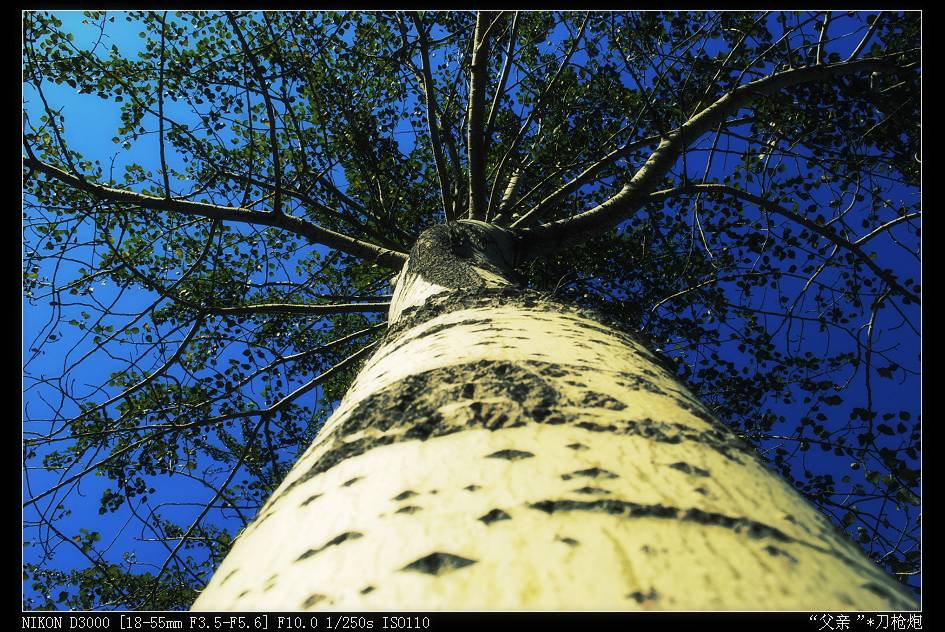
[{"xmin": 192, "ymin": 222, "xmax": 915, "ymax": 611}]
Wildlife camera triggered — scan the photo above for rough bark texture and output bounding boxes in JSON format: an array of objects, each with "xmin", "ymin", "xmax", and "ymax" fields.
[{"xmin": 192, "ymin": 222, "xmax": 914, "ymax": 611}]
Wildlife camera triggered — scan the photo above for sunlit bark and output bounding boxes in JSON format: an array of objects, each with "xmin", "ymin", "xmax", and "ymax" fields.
[{"xmin": 192, "ymin": 222, "xmax": 914, "ymax": 611}]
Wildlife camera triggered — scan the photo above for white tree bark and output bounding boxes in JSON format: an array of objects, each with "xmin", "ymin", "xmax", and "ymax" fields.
[{"xmin": 192, "ymin": 223, "xmax": 915, "ymax": 611}]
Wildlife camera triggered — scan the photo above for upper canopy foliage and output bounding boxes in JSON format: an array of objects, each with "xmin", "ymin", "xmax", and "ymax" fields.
[{"xmin": 23, "ymin": 10, "xmax": 920, "ymax": 609}]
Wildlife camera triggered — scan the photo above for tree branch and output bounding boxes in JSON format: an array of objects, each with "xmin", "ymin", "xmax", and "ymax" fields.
[
  {"xmin": 508, "ymin": 130, "xmax": 665, "ymax": 228},
  {"xmin": 156, "ymin": 12, "xmax": 172, "ymax": 197},
  {"xmin": 218, "ymin": 169, "xmax": 410, "ymax": 250},
  {"xmin": 24, "ymin": 156, "xmax": 408, "ymax": 269},
  {"xmin": 226, "ymin": 13, "xmax": 283, "ymax": 215},
  {"xmin": 489, "ymin": 15, "xmax": 589, "ymax": 219},
  {"xmin": 485, "ymin": 12, "xmax": 519, "ymax": 151},
  {"xmin": 147, "ymin": 416, "xmax": 264, "ymax": 607},
  {"xmin": 847, "ymin": 13, "xmax": 882, "ymax": 62},
  {"xmin": 23, "ymin": 337, "xmax": 379, "ymax": 510},
  {"xmin": 108, "ymin": 240, "xmax": 391, "ymax": 318},
  {"xmin": 409, "ymin": 13, "xmax": 456, "ymax": 222},
  {"xmin": 816, "ymin": 12, "xmax": 831, "ymax": 65},
  {"xmin": 854, "ymin": 212, "xmax": 920, "ymax": 246},
  {"xmin": 466, "ymin": 11, "xmax": 494, "ymax": 221},
  {"xmin": 206, "ymin": 302, "xmax": 390, "ymax": 317},
  {"xmin": 517, "ymin": 56, "xmax": 903, "ymax": 258},
  {"xmin": 647, "ymin": 183, "xmax": 919, "ymax": 303},
  {"xmin": 62, "ymin": 315, "xmax": 206, "ymax": 429}
]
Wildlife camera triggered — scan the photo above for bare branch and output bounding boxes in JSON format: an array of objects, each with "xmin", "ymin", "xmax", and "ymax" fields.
[
  {"xmin": 509, "ymin": 131, "xmax": 664, "ymax": 228},
  {"xmin": 847, "ymin": 13, "xmax": 883, "ymax": 62},
  {"xmin": 854, "ymin": 212, "xmax": 920, "ymax": 246},
  {"xmin": 507, "ymin": 117, "xmax": 753, "ymax": 228},
  {"xmin": 816, "ymin": 12, "xmax": 831, "ymax": 65},
  {"xmin": 107, "ymin": 238, "xmax": 391, "ymax": 318}
]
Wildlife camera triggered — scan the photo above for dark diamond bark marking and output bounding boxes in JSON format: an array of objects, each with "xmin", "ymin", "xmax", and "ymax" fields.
[
  {"xmin": 668, "ymin": 462, "xmax": 711, "ymax": 477},
  {"xmin": 401, "ymin": 552, "xmax": 477, "ymax": 576},
  {"xmin": 764, "ymin": 545, "xmax": 798, "ymax": 563},
  {"xmin": 573, "ymin": 486, "xmax": 612, "ymax": 495},
  {"xmin": 530, "ymin": 498, "xmax": 674, "ymax": 518},
  {"xmin": 342, "ymin": 476, "xmax": 363, "ymax": 487},
  {"xmin": 628, "ymin": 588, "xmax": 659, "ymax": 603},
  {"xmin": 300, "ymin": 494, "xmax": 322, "ymax": 507},
  {"xmin": 301, "ymin": 593, "xmax": 328, "ymax": 608},
  {"xmin": 464, "ymin": 484, "xmax": 481, "ymax": 491},
  {"xmin": 296, "ymin": 531, "xmax": 363, "ymax": 561},
  {"xmin": 566, "ymin": 443, "xmax": 589, "ymax": 451},
  {"xmin": 478, "ymin": 508, "xmax": 511, "ymax": 525},
  {"xmin": 396, "ymin": 505, "xmax": 422, "ymax": 514},
  {"xmin": 581, "ymin": 391, "xmax": 627, "ymax": 410},
  {"xmin": 393, "ymin": 490, "xmax": 418, "ymax": 501},
  {"xmin": 486, "ymin": 449, "xmax": 534, "ymax": 461},
  {"xmin": 528, "ymin": 499, "xmax": 794, "ymax": 543},
  {"xmin": 561, "ymin": 467, "xmax": 619, "ymax": 480},
  {"xmin": 360, "ymin": 586, "xmax": 375, "ymax": 595},
  {"xmin": 557, "ymin": 536, "xmax": 580, "ymax": 546}
]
